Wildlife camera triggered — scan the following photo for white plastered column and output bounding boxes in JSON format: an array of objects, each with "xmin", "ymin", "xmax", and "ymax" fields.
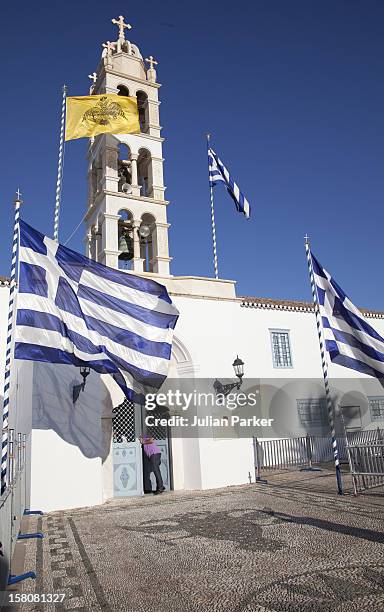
[
  {"xmin": 101, "ymin": 136, "xmax": 119, "ymax": 193},
  {"xmin": 147, "ymin": 100, "xmax": 161, "ymax": 138},
  {"xmin": 95, "ymin": 221, "xmax": 102, "ymax": 263},
  {"xmin": 151, "ymin": 222, "xmax": 171, "ymax": 275},
  {"xmin": 101, "ymin": 212, "xmax": 120, "ymax": 268},
  {"xmin": 132, "ymin": 219, "xmax": 144, "ymax": 272},
  {"xmin": 130, "ymin": 153, "xmax": 141, "ymax": 197},
  {"xmin": 150, "ymin": 156, "xmax": 165, "ymax": 201},
  {"xmin": 87, "ymin": 169, "xmax": 94, "ymax": 208},
  {"xmin": 85, "ymin": 231, "xmax": 92, "ymax": 258}
]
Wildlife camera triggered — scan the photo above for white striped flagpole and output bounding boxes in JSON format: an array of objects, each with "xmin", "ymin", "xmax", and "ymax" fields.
[
  {"xmin": 305, "ymin": 235, "xmax": 343, "ymax": 495},
  {"xmin": 206, "ymin": 134, "xmax": 219, "ymax": 279},
  {"xmin": 53, "ymin": 84, "xmax": 67, "ymax": 242},
  {"xmin": 1, "ymin": 190, "xmax": 22, "ymax": 495}
]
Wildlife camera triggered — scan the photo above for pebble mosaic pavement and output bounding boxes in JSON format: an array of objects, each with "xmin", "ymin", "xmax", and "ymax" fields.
[{"xmin": 8, "ymin": 469, "xmax": 384, "ymax": 612}]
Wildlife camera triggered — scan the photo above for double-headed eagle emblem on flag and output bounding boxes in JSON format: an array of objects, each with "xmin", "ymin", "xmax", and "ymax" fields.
[
  {"xmin": 82, "ymin": 96, "xmax": 126, "ymax": 126},
  {"xmin": 65, "ymin": 93, "xmax": 140, "ymax": 140}
]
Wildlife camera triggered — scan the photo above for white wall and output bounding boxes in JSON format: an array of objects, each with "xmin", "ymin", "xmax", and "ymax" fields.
[
  {"xmin": 31, "ymin": 430, "xmax": 102, "ymax": 512},
  {"xmin": 29, "ymin": 362, "xmax": 113, "ymax": 512},
  {"xmin": 198, "ymin": 438, "xmax": 255, "ymax": 490},
  {"xmin": 168, "ymin": 294, "xmax": 384, "ymax": 491},
  {"xmin": 172, "ymin": 295, "xmax": 321, "ymax": 379}
]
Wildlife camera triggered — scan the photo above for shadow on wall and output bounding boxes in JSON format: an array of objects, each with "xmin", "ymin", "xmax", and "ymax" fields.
[{"xmin": 32, "ymin": 362, "xmax": 113, "ymax": 460}]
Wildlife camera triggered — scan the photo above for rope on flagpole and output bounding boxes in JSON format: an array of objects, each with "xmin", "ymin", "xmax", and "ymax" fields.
[
  {"xmin": 63, "ymin": 210, "xmax": 88, "ymax": 246},
  {"xmin": 206, "ymin": 134, "xmax": 219, "ymax": 279},
  {"xmin": 53, "ymin": 85, "xmax": 67, "ymax": 242},
  {"xmin": 305, "ymin": 235, "xmax": 343, "ymax": 495},
  {"xmin": 1, "ymin": 190, "xmax": 22, "ymax": 495}
]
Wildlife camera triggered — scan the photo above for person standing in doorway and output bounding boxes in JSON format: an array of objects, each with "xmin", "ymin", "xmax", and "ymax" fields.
[{"xmin": 139, "ymin": 435, "xmax": 165, "ymax": 494}]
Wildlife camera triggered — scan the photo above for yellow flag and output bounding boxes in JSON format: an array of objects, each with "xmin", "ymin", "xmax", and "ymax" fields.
[{"xmin": 65, "ymin": 94, "xmax": 140, "ymax": 141}]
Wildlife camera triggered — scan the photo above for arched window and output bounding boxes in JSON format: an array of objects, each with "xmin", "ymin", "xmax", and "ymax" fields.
[
  {"xmin": 118, "ymin": 209, "xmax": 131, "ymax": 222},
  {"xmin": 118, "ymin": 144, "xmax": 132, "ymax": 193},
  {"xmin": 139, "ymin": 213, "xmax": 155, "ymax": 272},
  {"xmin": 118, "ymin": 209, "xmax": 134, "ymax": 270},
  {"xmin": 117, "ymin": 85, "xmax": 129, "ymax": 96},
  {"xmin": 136, "ymin": 91, "xmax": 149, "ymax": 133},
  {"xmin": 137, "ymin": 148, "xmax": 151, "ymax": 197}
]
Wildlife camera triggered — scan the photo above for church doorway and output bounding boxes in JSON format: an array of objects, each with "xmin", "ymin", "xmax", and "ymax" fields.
[
  {"xmin": 141, "ymin": 404, "xmax": 172, "ymax": 493},
  {"xmin": 111, "ymin": 399, "xmax": 171, "ymax": 497}
]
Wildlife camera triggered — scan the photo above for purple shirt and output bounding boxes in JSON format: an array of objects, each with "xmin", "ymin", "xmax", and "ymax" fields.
[{"xmin": 142, "ymin": 438, "xmax": 160, "ymax": 458}]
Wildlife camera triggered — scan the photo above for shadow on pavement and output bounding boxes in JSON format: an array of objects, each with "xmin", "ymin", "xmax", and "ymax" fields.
[{"xmin": 261, "ymin": 508, "xmax": 384, "ymax": 544}]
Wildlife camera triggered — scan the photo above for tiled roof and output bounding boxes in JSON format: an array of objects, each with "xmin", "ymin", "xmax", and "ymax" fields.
[{"xmin": 240, "ymin": 296, "xmax": 384, "ymax": 319}]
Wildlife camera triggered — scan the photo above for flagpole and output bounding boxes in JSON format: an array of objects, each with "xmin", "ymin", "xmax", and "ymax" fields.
[
  {"xmin": 1, "ymin": 190, "xmax": 22, "ymax": 495},
  {"xmin": 206, "ymin": 134, "xmax": 219, "ymax": 279},
  {"xmin": 305, "ymin": 235, "xmax": 343, "ymax": 495},
  {"xmin": 53, "ymin": 84, "xmax": 67, "ymax": 242}
]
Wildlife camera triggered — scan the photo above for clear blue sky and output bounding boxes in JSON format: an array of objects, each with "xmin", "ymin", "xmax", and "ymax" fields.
[{"xmin": 1, "ymin": 1, "xmax": 384, "ymax": 307}]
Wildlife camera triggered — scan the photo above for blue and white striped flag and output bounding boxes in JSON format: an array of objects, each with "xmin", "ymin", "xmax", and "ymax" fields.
[
  {"xmin": 208, "ymin": 147, "xmax": 251, "ymax": 219},
  {"xmin": 311, "ymin": 251, "xmax": 384, "ymax": 379},
  {"xmin": 15, "ymin": 221, "xmax": 179, "ymax": 401}
]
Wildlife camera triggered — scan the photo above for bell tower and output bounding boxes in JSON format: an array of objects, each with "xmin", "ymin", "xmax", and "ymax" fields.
[{"xmin": 85, "ymin": 16, "xmax": 171, "ymax": 276}]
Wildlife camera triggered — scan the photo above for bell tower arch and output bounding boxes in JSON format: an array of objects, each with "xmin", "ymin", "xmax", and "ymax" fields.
[{"xmin": 85, "ymin": 17, "xmax": 171, "ymax": 276}]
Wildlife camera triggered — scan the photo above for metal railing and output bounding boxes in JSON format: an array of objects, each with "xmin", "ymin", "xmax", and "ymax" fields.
[
  {"xmin": 310, "ymin": 429, "xmax": 382, "ymax": 464},
  {"xmin": 253, "ymin": 436, "xmax": 309, "ymax": 476},
  {"xmin": 0, "ymin": 430, "xmax": 28, "ymax": 590},
  {"xmin": 253, "ymin": 434, "xmax": 340, "ymax": 478},
  {"xmin": 346, "ymin": 441, "xmax": 384, "ymax": 495},
  {"xmin": 253, "ymin": 429, "xmax": 384, "ymax": 488}
]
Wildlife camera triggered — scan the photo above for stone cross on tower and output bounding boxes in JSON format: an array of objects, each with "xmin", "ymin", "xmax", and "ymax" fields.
[
  {"xmin": 145, "ymin": 56, "xmax": 158, "ymax": 83},
  {"xmin": 111, "ymin": 15, "xmax": 131, "ymax": 40},
  {"xmin": 145, "ymin": 56, "xmax": 158, "ymax": 70},
  {"xmin": 111, "ymin": 15, "xmax": 132, "ymax": 52},
  {"xmin": 88, "ymin": 72, "xmax": 97, "ymax": 93},
  {"xmin": 102, "ymin": 41, "xmax": 116, "ymax": 55},
  {"xmin": 102, "ymin": 41, "xmax": 116, "ymax": 66}
]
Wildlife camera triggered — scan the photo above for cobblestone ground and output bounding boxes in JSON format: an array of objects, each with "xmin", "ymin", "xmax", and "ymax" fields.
[{"xmin": 8, "ymin": 469, "xmax": 384, "ymax": 612}]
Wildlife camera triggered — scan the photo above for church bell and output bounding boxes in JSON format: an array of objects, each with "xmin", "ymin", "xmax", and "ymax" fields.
[{"xmin": 118, "ymin": 231, "xmax": 134, "ymax": 260}]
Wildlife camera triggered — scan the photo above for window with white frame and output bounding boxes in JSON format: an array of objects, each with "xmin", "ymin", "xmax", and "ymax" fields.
[
  {"xmin": 297, "ymin": 399, "xmax": 327, "ymax": 426},
  {"xmin": 368, "ymin": 397, "xmax": 384, "ymax": 422},
  {"xmin": 270, "ymin": 330, "xmax": 293, "ymax": 368}
]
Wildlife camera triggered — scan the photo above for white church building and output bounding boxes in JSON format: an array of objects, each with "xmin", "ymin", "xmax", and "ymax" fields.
[{"xmin": 1, "ymin": 23, "xmax": 384, "ymax": 512}]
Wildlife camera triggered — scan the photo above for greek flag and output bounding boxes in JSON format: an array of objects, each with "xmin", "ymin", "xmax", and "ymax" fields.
[
  {"xmin": 15, "ymin": 221, "xmax": 179, "ymax": 401},
  {"xmin": 311, "ymin": 252, "xmax": 384, "ymax": 378},
  {"xmin": 208, "ymin": 147, "xmax": 251, "ymax": 218}
]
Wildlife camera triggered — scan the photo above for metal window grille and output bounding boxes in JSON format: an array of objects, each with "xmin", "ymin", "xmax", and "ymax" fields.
[
  {"xmin": 271, "ymin": 331, "xmax": 292, "ymax": 368},
  {"xmin": 368, "ymin": 397, "xmax": 384, "ymax": 422},
  {"xmin": 146, "ymin": 407, "xmax": 168, "ymax": 440},
  {"xmin": 297, "ymin": 398, "xmax": 327, "ymax": 426},
  {"xmin": 112, "ymin": 398, "xmax": 135, "ymax": 442}
]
